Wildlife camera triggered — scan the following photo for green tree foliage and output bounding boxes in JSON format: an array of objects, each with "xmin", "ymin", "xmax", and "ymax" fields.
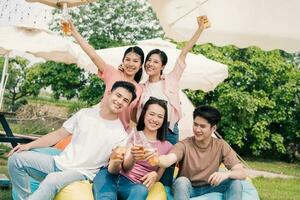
[
  {"xmin": 78, "ymin": 74, "xmax": 105, "ymax": 105},
  {"xmin": 51, "ymin": 0, "xmax": 163, "ymax": 49},
  {"xmin": 185, "ymin": 44, "xmax": 300, "ymax": 161},
  {"xmin": 0, "ymin": 57, "xmax": 42, "ymax": 111},
  {"xmin": 47, "ymin": 0, "xmax": 163, "ymax": 103},
  {"xmin": 33, "ymin": 61, "xmax": 87, "ymax": 99}
]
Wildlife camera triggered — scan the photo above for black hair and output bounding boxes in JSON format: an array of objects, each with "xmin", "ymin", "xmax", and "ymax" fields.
[
  {"xmin": 136, "ymin": 97, "xmax": 168, "ymax": 141},
  {"xmin": 122, "ymin": 46, "xmax": 144, "ymax": 83},
  {"xmin": 145, "ymin": 49, "xmax": 168, "ymax": 75},
  {"xmin": 193, "ymin": 105, "xmax": 221, "ymax": 126},
  {"xmin": 111, "ymin": 81, "xmax": 136, "ymax": 103}
]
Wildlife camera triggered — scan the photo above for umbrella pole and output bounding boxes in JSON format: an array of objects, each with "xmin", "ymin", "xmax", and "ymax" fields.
[{"xmin": 0, "ymin": 53, "xmax": 9, "ymax": 110}]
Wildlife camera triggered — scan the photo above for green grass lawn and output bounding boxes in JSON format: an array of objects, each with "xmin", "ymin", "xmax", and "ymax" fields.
[
  {"xmin": 253, "ymin": 177, "xmax": 300, "ymax": 200},
  {"xmin": 245, "ymin": 158, "xmax": 300, "ymax": 177}
]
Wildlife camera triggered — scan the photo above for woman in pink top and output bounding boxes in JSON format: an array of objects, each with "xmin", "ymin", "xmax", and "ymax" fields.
[
  {"xmin": 70, "ymin": 22, "xmax": 144, "ymax": 132},
  {"xmin": 93, "ymin": 97, "xmax": 172, "ymax": 200},
  {"xmin": 137, "ymin": 16, "xmax": 210, "ymax": 186},
  {"xmin": 138, "ymin": 16, "xmax": 210, "ymax": 144}
]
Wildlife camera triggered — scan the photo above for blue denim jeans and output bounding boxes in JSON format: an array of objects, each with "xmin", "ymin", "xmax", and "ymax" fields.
[
  {"xmin": 93, "ymin": 168, "xmax": 148, "ymax": 200},
  {"xmin": 8, "ymin": 149, "xmax": 86, "ymax": 200},
  {"xmin": 165, "ymin": 122, "xmax": 179, "ymax": 146},
  {"xmin": 173, "ymin": 176, "xmax": 243, "ymax": 200},
  {"xmin": 160, "ymin": 123, "xmax": 179, "ymax": 187}
]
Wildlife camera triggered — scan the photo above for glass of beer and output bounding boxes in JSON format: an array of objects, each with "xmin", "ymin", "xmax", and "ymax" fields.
[
  {"xmin": 61, "ymin": 3, "xmax": 71, "ymax": 36},
  {"xmin": 112, "ymin": 138, "xmax": 128, "ymax": 160},
  {"xmin": 133, "ymin": 131, "xmax": 145, "ymax": 160},
  {"xmin": 146, "ymin": 148, "xmax": 159, "ymax": 166},
  {"xmin": 112, "ymin": 146, "xmax": 127, "ymax": 160}
]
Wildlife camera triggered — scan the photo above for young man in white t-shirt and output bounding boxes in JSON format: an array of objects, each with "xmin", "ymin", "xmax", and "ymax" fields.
[{"xmin": 7, "ymin": 81, "xmax": 136, "ymax": 200}]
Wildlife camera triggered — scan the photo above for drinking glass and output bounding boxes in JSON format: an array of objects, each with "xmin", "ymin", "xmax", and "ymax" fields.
[
  {"xmin": 61, "ymin": 3, "xmax": 71, "ymax": 36},
  {"xmin": 144, "ymin": 142, "xmax": 159, "ymax": 166},
  {"xmin": 132, "ymin": 131, "xmax": 146, "ymax": 160},
  {"xmin": 112, "ymin": 137, "xmax": 128, "ymax": 160}
]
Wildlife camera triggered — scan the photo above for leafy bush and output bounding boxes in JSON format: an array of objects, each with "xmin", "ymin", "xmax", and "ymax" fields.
[
  {"xmin": 78, "ymin": 74, "xmax": 105, "ymax": 106},
  {"xmin": 185, "ymin": 44, "xmax": 300, "ymax": 161}
]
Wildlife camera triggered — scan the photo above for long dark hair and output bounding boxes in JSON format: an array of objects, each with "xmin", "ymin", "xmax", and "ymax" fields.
[
  {"xmin": 122, "ymin": 46, "xmax": 144, "ymax": 83},
  {"xmin": 136, "ymin": 97, "xmax": 168, "ymax": 141}
]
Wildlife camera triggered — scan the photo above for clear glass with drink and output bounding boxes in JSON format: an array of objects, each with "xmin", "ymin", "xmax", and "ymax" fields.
[
  {"xmin": 132, "ymin": 131, "xmax": 146, "ymax": 160},
  {"xmin": 146, "ymin": 148, "xmax": 159, "ymax": 166},
  {"xmin": 112, "ymin": 137, "xmax": 128, "ymax": 160},
  {"xmin": 143, "ymin": 140, "xmax": 159, "ymax": 166},
  {"xmin": 61, "ymin": 3, "xmax": 71, "ymax": 36}
]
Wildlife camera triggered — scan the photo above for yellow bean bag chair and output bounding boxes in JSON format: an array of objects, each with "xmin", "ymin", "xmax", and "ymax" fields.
[
  {"xmin": 54, "ymin": 181, "xmax": 166, "ymax": 200},
  {"xmin": 147, "ymin": 182, "xmax": 166, "ymax": 200},
  {"xmin": 33, "ymin": 137, "xmax": 166, "ymax": 200},
  {"xmin": 54, "ymin": 180, "xmax": 93, "ymax": 200}
]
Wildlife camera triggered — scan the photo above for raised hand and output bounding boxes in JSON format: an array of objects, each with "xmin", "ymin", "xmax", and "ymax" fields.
[
  {"xmin": 67, "ymin": 20, "xmax": 77, "ymax": 34},
  {"xmin": 197, "ymin": 15, "xmax": 211, "ymax": 29},
  {"xmin": 118, "ymin": 64, "xmax": 124, "ymax": 72}
]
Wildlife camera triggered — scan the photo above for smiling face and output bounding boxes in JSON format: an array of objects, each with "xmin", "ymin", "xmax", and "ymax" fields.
[
  {"xmin": 107, "ymin": 87, "xmax": 133, "ymax": 114},
  {"xmin": 143, "ymin": 103, "xmax": 166, "ymax": 133},
  {"xmin": 193, "ymin": 116, "xmax": 216, "ymax": 143},
  {"xmin": 122, "ymin": 52, "xmax": 142, "ymax": 77},
  {"xmin": 145, "ymin": 53, "xmax": 164, "ymax": 78}
]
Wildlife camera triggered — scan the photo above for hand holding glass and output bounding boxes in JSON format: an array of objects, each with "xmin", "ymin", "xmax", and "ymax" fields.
[
  {"xmin": 145, "ymin": 148, "xmax": 159, "ymax": 166},
  {"xmin": 133, "ymin": 131, "xmax": 145, "ymax": 160},
  {"xmin": 197, "ymin": 15, "xmax": 211, "ymax": 29},
  {"xmin": 111, "ymin": 138, "xmax": 128, "ymax": 160},
  {"xmin": 144, "ymin": 141, "xmax": 159, "ymax": 166}
]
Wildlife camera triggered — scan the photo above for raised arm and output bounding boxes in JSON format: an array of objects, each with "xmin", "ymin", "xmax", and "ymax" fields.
[
  {"xmin": 7, "ymin": 128, "xmax": 71, "ymax": 157},
  {"xmin": 178, "ymin": 16, "xmax": 210, "ymax": 63},
  {"xmin": 69, "ymin": 21, "xmax": 107, "ymax": 73}
]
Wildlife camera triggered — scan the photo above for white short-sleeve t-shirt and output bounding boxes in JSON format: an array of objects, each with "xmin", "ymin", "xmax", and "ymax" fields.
[
  {"xmin": 141, "ymin": 81, "xmax": 172, "ymax": 121},
  {"xmin": 54, "ymin": 107, "xmax": 127, "ymax": 180}
]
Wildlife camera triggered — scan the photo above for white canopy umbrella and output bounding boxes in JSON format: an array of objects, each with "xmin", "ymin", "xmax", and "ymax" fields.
[
  {"xmin": 149, "ymin": 0, "xmax": 300, "ymax": 53},
  {"xmin": 0, "ymin": 26, "xmax": 94, "ymax": 109},
  {"xmin": 77, "ymin": 38, "xmax": 228, "ymax": 92},
  {"xmin": 25, "ymin": 0, "xmax": 96, "ymax": 8},
  {"xmin": 0, "ymin": 0, "xmax": 53, "ymax": 31},
  {"xmin": 0, "ymin": 26, "xmax": 80, "ymax": 64}
]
